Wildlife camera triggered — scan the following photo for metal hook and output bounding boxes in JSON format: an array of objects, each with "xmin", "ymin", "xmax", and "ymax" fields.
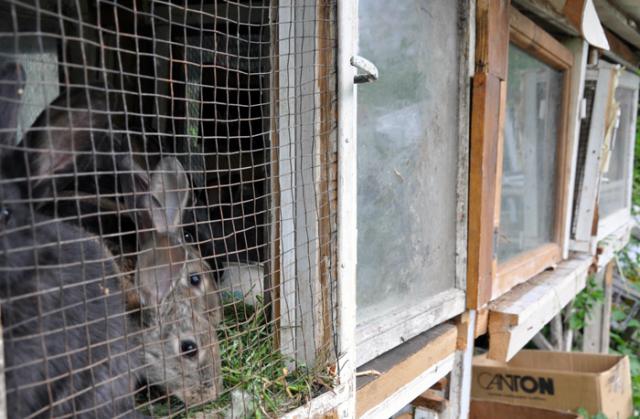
[{"xmin": 351, "ymin": 55, "xmax": 379, "ymax": 84}]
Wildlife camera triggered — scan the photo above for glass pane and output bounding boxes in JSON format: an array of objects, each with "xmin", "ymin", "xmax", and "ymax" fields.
[
  {"xmin": 497, "ymin": 45, "xmax": 563, "ymax": 262},
  {"xmin": 357, "ymin": 1, "xmax": 460, "ymax": 324},
  {"xmin": 600, "ymin": 87, "xmax": 634, "ymax": 217}
]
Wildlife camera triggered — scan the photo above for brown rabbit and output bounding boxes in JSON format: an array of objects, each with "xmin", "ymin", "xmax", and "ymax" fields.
[{"xmin": 120, "ymin": 156, "xmax": 224, "ymax": 406}]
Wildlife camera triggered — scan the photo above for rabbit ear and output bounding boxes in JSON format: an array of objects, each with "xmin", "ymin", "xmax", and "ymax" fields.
[
  {"xmin": 117, "ymin": 155, "xmax": 155, "ymax": 231},
  {"xmin": 149, "ymin": 157, "xmax": 189, "ymax": 234},
  {"xmin": 14, "ymin": 89, "xmax": 115, "ymax": 197}
]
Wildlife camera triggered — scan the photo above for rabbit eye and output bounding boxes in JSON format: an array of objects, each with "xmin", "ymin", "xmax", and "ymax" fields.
[
  {"xmin": 180, "ymin": 340, "xmax": 198, "ymax": 358},
  {"xmin": 183, "ymin": 231, "xmax": 194, "ymax": 243},
  {"xmin": 189, "ymin": 273, "xmax": 202, "ymax": 287}
]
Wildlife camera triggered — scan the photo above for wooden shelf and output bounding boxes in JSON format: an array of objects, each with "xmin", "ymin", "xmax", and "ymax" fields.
[{"xmin": 487, "ymin": 256, "xmax": 592, "ymax": 361}]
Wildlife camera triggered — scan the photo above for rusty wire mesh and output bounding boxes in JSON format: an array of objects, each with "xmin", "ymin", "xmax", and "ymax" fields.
[{"xmin": 0, "ymin": 0, "xmax": 338, "ymax": 417}]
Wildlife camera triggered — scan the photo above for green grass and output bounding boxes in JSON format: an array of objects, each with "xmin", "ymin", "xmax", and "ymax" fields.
[{"xmin": 138, "ymin": 294, "xmax": 336, "ymax": 418}]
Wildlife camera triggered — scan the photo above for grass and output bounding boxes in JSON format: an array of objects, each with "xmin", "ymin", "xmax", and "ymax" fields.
[{"xmin": 138, "ymin": 294, "xmax": 336, "ymax": 418}]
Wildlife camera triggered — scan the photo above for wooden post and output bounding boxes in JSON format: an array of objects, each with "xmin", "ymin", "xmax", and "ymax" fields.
[
  {"xmin": 582, "ymin": 261, "xmax": 614, "ymax": 353},
  {"xmin": 467, "ymin": 0, "xmax": 510, "ymax": 309}
]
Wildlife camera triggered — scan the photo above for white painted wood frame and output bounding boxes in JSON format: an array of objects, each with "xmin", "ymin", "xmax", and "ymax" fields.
[
  {"xmin": 336, "ymin": 0, "xmax": 358, "ymax": 415},
  {"xmin": 272, "ymin": 0, "xmax": 358, "ymax": 416},
  {"xmin": 359, "ymin": 354, "xmax": 457, "ymax": 419},
  {"xmin": 559, "ymin": 39, "xmax": 589, "ymax": 257},
  {"xmin": 447, "ymin": 310, "xmax": 476, "ymax": 419},
  {"xmin": 355, "ymin": 0, "xmax": 472, "ymax": 367},
  {"xmin": 276, "ymin": 0, "xmax": 339, "ymax": 368},
  {"xmin": 570, "ymin": 62, "xmax": 619, "ymax": 252},
  {"xmin": 597, "ymin": 68, "xmax": 639, "ymax": 242}
]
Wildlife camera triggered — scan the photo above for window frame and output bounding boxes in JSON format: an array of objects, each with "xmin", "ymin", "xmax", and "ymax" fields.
[
  {"xmin": 596, "ymin": 69, "xmax": 639, "ymax": 242},
  {"xmin": 353, "ymin": 0, "xmax": 472, "ymax": 366},
  {"xmin": 468, "ymin": 6, "xmax": 576, "ymax": 307},
  {"xmin": 570, "ymin": 62, "xmax": 619, "ymax": 253},
  {"xmin": 272, "ymin": 0, "xmax": 340, "ymax": 370}
]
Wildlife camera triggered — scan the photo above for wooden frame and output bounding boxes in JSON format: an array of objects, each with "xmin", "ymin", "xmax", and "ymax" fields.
[
  {"xmin": 356, "ymin": 324, "xmax": 458, "ymax": 418},
  {"xmin": 468, "ymin": 5, "xmax": 576, "ymax": 308},
  {"xmin": 496, "ymin": 7, "xmax": 574, "ymax": 293},
  {"xmin": 354, "ymin": 0, "xmax": 472, "ymax": 366},
  {"xmin": 571, "ymin": 62, "xmax": 620, "ymax": 253},
  {"xmin": 596, "ymin": 68, "xmax": 639, "ymax": 242},
  {"xmin": 276, "ymin": 0, "xmax": 358, "ymax": 416},
  {"xmin": 488, "ymin": 256, "xmax": 591, "ymax": 361},
  {"xmin": 273, "ymin": 0, "xmax": 339, "ymax": 368}
]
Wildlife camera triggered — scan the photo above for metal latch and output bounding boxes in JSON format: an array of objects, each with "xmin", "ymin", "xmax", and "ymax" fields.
[{"xmin": 351, "ymin": 55, "xmax": 379, "ymax": 84}]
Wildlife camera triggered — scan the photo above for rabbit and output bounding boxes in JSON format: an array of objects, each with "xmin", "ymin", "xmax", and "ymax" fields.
[
  {"xmin": 0, "ymin": 174, "xmax": 146, "ymax": 418},
  {"xmin": 10, "ymin": 87, "xmax": 231, "ymax": 281},
  {"xmin": 139, "ymin": 256, "xmax": 223, "ymax": 407},
  {"xmin": 119, "ymin": 156, "xmax": 224, "ymax": 405}
]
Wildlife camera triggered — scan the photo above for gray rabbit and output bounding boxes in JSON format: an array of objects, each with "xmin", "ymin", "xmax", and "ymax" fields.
[
  {"xmin": 0, "ymin": 71, "xmax": 146, "ymax": 416},
  {"xmin": 120, "ymin": 156, "xmax": 224, "ymax": 407}
]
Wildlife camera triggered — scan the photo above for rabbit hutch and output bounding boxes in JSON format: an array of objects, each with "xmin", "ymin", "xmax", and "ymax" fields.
[
  {"xmin": 0, "ymin": 0, "xmax": 347, "ymax": 417},
  {"xmin": 0, "ymin": 0, "xmax": 639, "ymax": 418}
]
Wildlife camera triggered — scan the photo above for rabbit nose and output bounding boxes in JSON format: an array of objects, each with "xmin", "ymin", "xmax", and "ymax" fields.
[{"xmin": 180, "ymin": 339, "xmax": 198, "ymax": 358}]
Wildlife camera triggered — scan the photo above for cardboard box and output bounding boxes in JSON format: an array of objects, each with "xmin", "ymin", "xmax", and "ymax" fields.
[
  {"xmin": 470, "ymin": 400, "xmax": 582, "ymax": 419},
  {"xmin": 472, "ymin": 350, "xmax": 632, "ymax": 419}
]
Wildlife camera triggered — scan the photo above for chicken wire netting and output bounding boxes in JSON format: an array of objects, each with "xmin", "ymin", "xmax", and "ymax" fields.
[{"xmin": 0, "ymin": 0, "xmax": 338, "ymax": 417}]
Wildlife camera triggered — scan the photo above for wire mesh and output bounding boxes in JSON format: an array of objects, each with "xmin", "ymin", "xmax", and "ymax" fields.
[{"xmin": 0, "ymin": 0, "xmax": 338, "ymax": 417}]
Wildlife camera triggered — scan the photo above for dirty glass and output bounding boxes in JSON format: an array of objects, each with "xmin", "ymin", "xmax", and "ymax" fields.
[
  {"xmin": 600, "ymin": 87, "xmax": 634, "ymax": 218},
  {"xmin": 357, "ymin": 0, "xmax": 460, "ymax": 324},
  {"xmin": 497, "ymin": 44, "xmax": 563, "ymax": 263},
  {"xmin": 0, "ymin": 37, "xmax": 59, "ymax": 142}
]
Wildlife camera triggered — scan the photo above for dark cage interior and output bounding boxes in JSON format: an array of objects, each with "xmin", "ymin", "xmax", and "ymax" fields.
[{"xmin": 0, "ymin": 0, "xmax": 338, "ymax": 417}]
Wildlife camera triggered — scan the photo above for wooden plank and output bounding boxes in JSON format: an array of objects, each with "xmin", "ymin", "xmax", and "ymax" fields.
[
  {"xmin": 560, "ymin": 38, "xmax": 589, "ymax": 260},
  {"xmin": 468, "ymin": 72, "xmax": 502, "ymax": 309},
  {"xmin": 336, "ymin": 0, "xmax": 357, "ymax": 415},
  {"xmin": 411, "ymin": 390, "xmax": 448, "ymax": 413},
  {"xmin": 604, "ymin": 28, "xmax": 640, "ymax": 69},
  {"xmin": 594, "ymin": 0, "xmax": 640, "ymax": 49},
  {"xmin": 597, "ymin": 219, "xmax": 632, "ymax": 268},
  {"xmin": 475, "ymin": 307, "xmax": 490, "ymax": 337},
  {"xmin": 510, "ymin": 6, "xmax": 575, "ymax": 69},
  {"xmin": 456, "ymin": 312, "xmax": 471, "ymax": 350},
  {"xmin": 494, "ymin": 243, "xmax": 563, "ymax": 300},
  {"xmin": 455, "ymin": 0, "xmax": 473, "ymax": 294},
  {"xmin": 583, "ymin": 261, "xmax": 615, "ymax": 353},
  {"xmin": 449, "ymin": 310, "xmax": 476, "ymax": 419},
  {"xmin": 316, "ymin": 0, "xmax": 337, "ymax": 369},
  {"xmin": 493, "ymin": 80, "xmax": 507, "ymax": 229},
  {"xmin": 572, "ymin": 64, "xmax": 617, "ymax": 250},
  {"xmin": 276, "ymin": 0, "xmax": 299, "ymax": 364},
  {"xmin": 475, "ymin": 0, "xmax": 510, "ymax": 79},
  {"xmin": 488, "ymin": 256, "xmax": 592, "ymax": 361},
  {"xmin": 512, "ymin": 0, "xmax": 581, "ymax": 36},
  {"xmin": 356, "ymin": 324, "xmax": 458, "ymax": 418},
  {"xmin": 356, "ymin": 289, "xmax": 465, "ymax": 365},
  {"xmin": 280, "ymin": 382, "xmax": 350, "ymax": 419},
  {"xmin": 359, "ymin": 354, "xmax": 456, "ymax": 419},
  {"xmin": 553, "ymin": 41, "xmax": 576, "ymax": 254}
]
